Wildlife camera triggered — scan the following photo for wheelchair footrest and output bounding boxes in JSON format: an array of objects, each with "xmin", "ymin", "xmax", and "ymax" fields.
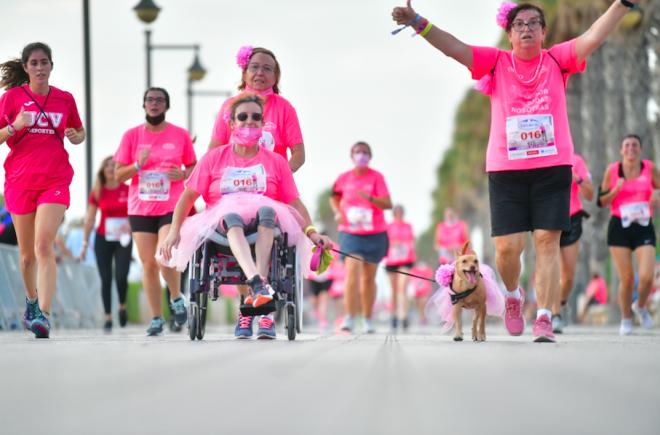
[{"xmin": 240, "ymin": 300, "xmax": 277, "ymax": 316}]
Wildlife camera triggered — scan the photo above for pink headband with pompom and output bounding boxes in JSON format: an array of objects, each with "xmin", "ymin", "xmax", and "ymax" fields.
[
  {"xmin": 236, "ymin": 45, "xmax": 253, "ymax": 69},
  {"xmin": 496, "ymin": 1, "xmax": 518, "ymax": 29}
]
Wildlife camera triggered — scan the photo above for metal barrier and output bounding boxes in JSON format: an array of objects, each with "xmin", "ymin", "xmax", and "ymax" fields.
[{"xmin": 0, "ymin": 243, "xmax": 104, "ymax": 330}]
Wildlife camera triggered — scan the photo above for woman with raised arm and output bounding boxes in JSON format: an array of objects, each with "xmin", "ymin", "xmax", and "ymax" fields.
[{"xmin": 392, "ymin": 0, "xmax": 641, "ymax": 342}]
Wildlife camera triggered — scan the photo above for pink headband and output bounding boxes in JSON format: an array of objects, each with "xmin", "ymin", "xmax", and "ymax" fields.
[
  {"xmin": 236, "ymin": 45, "xmax": 253, "ymax": 69},
  {"xmin": 496, "ymin": 1, "xmax": 518, "ymax": 29}
]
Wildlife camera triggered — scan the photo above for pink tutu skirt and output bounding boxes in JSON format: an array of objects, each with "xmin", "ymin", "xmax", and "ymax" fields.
[
  {"xmin": 158, "ymin": 193, "xmax": 313, "ymax": 273},
  {"xmin": 425, "ymin": 263, "xmax": 505, "ymax": 333}
]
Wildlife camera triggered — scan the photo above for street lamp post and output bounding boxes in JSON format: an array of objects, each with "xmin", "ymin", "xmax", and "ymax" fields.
[
  {"xmin": 133, "ymin": 0, "xmax": 205, "ymax": 90},
  {"xmin": 82, "ymin": 0, "xmax": 93, "ymax": 198},
  {"xmin": 186, "ymin": 74, "xmax": 230, "ymax": 137}
]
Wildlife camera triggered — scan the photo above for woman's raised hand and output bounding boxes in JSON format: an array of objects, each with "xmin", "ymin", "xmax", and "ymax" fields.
[{"xmin": 392, "ymin": 0, "xmax": 416, "ymax": 26}]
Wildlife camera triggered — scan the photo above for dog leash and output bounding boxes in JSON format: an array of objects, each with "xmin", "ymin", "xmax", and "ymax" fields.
[{"xmin": 329, "ymin": 247, "xmax": 437, "ymax": 283}]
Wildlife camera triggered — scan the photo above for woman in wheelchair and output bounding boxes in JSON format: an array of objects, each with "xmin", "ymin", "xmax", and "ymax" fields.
[{"xmin": 159, "ymin": 94, "xmax": 331, "ymax": 338}]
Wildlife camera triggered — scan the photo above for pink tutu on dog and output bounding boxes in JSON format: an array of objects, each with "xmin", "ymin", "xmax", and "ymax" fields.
[
  {"xmin": 158, "ymin": 192, "xmax": 312, "ymax": 273},
  {"xmin": 426, "ymin": 263, "xmax": 505, "ymax": 333}
]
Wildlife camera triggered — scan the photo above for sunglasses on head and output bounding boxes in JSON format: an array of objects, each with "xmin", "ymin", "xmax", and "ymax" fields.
[{"xmin": 236, "ymin": 112, "xmax": 263, "ymax": 122}]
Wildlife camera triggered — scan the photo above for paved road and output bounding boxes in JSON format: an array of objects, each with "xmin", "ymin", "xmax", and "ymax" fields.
[{"xmin": 1, "ymin": 325, "xmax": 659, "ymax": 435}]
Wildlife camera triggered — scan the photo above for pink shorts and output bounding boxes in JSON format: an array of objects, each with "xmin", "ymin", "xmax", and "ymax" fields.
[{"xmin": 4, "ymin": 185, "xmax": 70, "ymax": 215}]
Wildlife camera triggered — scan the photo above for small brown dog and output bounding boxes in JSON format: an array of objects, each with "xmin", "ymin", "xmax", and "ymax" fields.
[{"xmin": 450, "ymin": 241, "xmax": 487, "ymax": 342}]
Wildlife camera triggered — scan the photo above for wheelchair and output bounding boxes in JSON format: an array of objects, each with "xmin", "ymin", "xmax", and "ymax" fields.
[{"xmin": 184, "ymin": 227, "xmax": 303, "ymax": 341}]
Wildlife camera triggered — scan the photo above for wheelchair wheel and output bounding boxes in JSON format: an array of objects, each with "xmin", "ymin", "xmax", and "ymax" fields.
[
  {"xmin": 286, "ymin": 304, "xmax": 296, "ymax": 341},
  {"xmin": 294, "ymin": 251, "xmax": 303, "ymax": 333},
  {"xmin": 196, "ymin": 292, "xmax": 208, "ymax": 340},
  {"xmin": 188, "ymin": 299, "xmax": 199, "ymax": 341}
]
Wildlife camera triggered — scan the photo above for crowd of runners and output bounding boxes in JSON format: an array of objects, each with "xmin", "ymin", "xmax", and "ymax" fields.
[{"xmin": 0, "ymin": 0, "xmax": 656, "ymax": 342}]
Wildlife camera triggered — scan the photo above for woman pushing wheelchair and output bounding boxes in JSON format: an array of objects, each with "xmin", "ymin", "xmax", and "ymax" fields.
[{"xmin": 158, "ymin": 94, "xmax": 331, "ymax": 339}]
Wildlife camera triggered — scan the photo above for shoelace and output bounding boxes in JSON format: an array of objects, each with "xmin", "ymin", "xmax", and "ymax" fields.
[
  {"xmin": 505, "ymin": 298, "xmax": 521, "ymax": 318},
  {"xmin": 260, "ymin": 317, "xmax": 274, "ymax": 329},
  {"xmin": 239, "ymin": 315, "xmax": 253, "ymax": 329}
]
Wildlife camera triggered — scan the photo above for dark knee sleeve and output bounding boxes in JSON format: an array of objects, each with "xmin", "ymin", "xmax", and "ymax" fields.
[
  {"xmin": 257, "ymin": 206, "xmax": 276, "ymax": 228},
  {"xmin": 222, "ymin": 213, "xmax": 246, "ymax": 230}
]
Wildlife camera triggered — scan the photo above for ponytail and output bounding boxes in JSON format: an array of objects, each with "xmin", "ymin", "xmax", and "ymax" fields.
[
  {"xmin": 0, "ymin": 59, "xmax": 28, "ymax": 90},
  {"xmin": 0, "ymin": 42, "xmax": 53, "ymax": 90}
]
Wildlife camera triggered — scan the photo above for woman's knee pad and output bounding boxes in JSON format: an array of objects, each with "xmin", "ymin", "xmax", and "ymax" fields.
[
  {"xmin": 257, "ymin": 206, "xmax": 276, "ymax": 229},
  {"xmin": 222, "ymin": 213, "xmax": 246, "ymax": 230}
]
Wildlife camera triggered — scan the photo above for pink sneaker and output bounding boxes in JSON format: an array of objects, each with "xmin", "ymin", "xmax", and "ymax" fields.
[
  {"xmin": 504, "ymin": 289, "xmax": 525, "ymax": 336},
  {"xmin": 532, "ymin": 314, "xmax": 556, "ymax": 343}
]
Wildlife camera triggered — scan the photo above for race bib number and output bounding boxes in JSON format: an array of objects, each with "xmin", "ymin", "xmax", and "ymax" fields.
[
  {"xmin": 220, "ymin": 164, "xmax": 267, "ymax": 195},
  {"xmin": 390, "ymin": 243, "xmax": 410, "ymax": 262},
  {"xmin": 620, "ymin": 202, "xmax": 651, "ymax": 228},
  {"xmin": 138, "ymin": 171, "xmax": 170, "ymax": 201},
  {"xmin": 105, "ymin": 217, "xmax": 131, "ymax": 242},
  {"xmin": 506, "ymin": 115, "xmax": 557, "ymax": 160},
  {"xmin": 346, "ymin": 206, "xmax": 373, "ymax": 231}
]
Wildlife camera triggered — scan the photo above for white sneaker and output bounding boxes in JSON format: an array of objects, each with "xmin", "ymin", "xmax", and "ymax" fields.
[
  {"xmin": 363, "ymin": 318, "xmax": 375, "ymax": 334},
  {"xmin": 340, "ymin": 315, "xmax": 353, "ymax": 332},
  {"xmin": 619, "ymin": 319, "xmax": 633, "ymax": 336},
  {"xmin": 632, "ymin": 303, "xmax": 653, "ymax": 330}
]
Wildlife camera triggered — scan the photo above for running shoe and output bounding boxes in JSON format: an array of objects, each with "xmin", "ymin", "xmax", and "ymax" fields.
[
  {"xmin": 170, "ymin": 296, "xmax": 188, "ymax": 326},
  {"xmin": 257, "ymin": 316, "xmax": 276, "ymax": 339},
  {"xmin": 340, "ymin": 315, "xmax": 353, "ymax": 332},
  {"xmin": 632, "ymin": 303, "xmax": 653, "ymax": 330},
  {"xmin": 552, "ymin": 314, "xmax": 563, "ymax": 334},
  {"xmin": 364, "ymin": 318, "xmax": 376, "ymax": 334},
  {"xmin": 504, "ymin": 289, "xmax": 525, "ymax": 336},
  {"xmin": 532, "ymin": 314, "xmax": 555, "ymax": 343},
  {"xmin": 30, "ymin": 313, "xmax": 50, "ymax": 339},
  {"xmin": 250, "ymin": 276, "xmax": 275, "ymax": 307},
  {"xmin": 234, "ymin": 313, "xmax": 254, "ymax": 339},
  {"xmin": 619, "ymin": 319, "xmax": 633, "ymax": 336},
  {"xmin": 23, "ymin": 298, "xmax": 41, "ymax": 330},
  {"xmin": 146, "ymin": 317, "xmax": 165, "ymax": 336},
  {"xmin": 103, "ymin": 320, "xmax": 112, "ymax": 332},
  {"xmin": 118, "ymin": 308, "xmax": 128, "ymax": 327}
]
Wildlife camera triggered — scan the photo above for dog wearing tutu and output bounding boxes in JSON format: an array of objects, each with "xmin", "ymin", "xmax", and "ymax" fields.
[{"xmin": 428, "ymin": 241, "xmax": 504, "ymax": 342}]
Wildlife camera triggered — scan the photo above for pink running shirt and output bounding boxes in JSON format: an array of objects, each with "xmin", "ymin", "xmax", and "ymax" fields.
[
  {"xmin": 0, "ymin": 85, "xmax": 83, "ymax": 190},
  {"xmin": 385, "ymin": 220, "xmax": 416, "ymax": 266},
  {"xmin": 211, "ymin": 92, "xmax": 303, "ymax": 160},
  {"xmin": 114, "ymin": 123, "xmax": 196, "ymax": 216},
  {"xmin": 409, "ymin": 264, "xmax": 434, "ymax": 298},
  {"xmin": 332, "ymin": 168, "xmax": 390, "ymax": 235},
  {"xmin": 185, "ymin": 144, "xmax": 299, "ymax": 207},
  {"xmin": 585, "ymin": 275, "xmax": 607, "ymax": 305},
  {"xmin": 608, "ymin": 160, "xmax": 654, "ymax": 222},
  {"xmin": 435, "ymin": 220, "xmax": 468, "ymax": 251},
  {"xmin": 569, "ymin": 153, "xmax": 591, "ymax": 216},
  {"xmin": 470, "ymin": 39, "xmax": 586, "ymax": 172}
]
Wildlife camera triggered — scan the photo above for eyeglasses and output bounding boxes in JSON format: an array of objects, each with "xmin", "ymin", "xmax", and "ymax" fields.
[
  {"xmin": 145, "ymin": 97, "xmax": 167, "ymax": 104},
  {"xmin": 236, "ymin": 112, "xmax": 263, "ymax": 122},
  {"xmin": 511, "ymin": 19, "xmax": 543, "ymax": 32},
  {"xmin": 247, "ymin": 63, "xmax": 275, "ymax": 74}
]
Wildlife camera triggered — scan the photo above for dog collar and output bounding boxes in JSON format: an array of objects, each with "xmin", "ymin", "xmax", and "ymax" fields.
[{"xmin": 448, "ymin": 272, "xmax": 483, "ymax": 305}]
